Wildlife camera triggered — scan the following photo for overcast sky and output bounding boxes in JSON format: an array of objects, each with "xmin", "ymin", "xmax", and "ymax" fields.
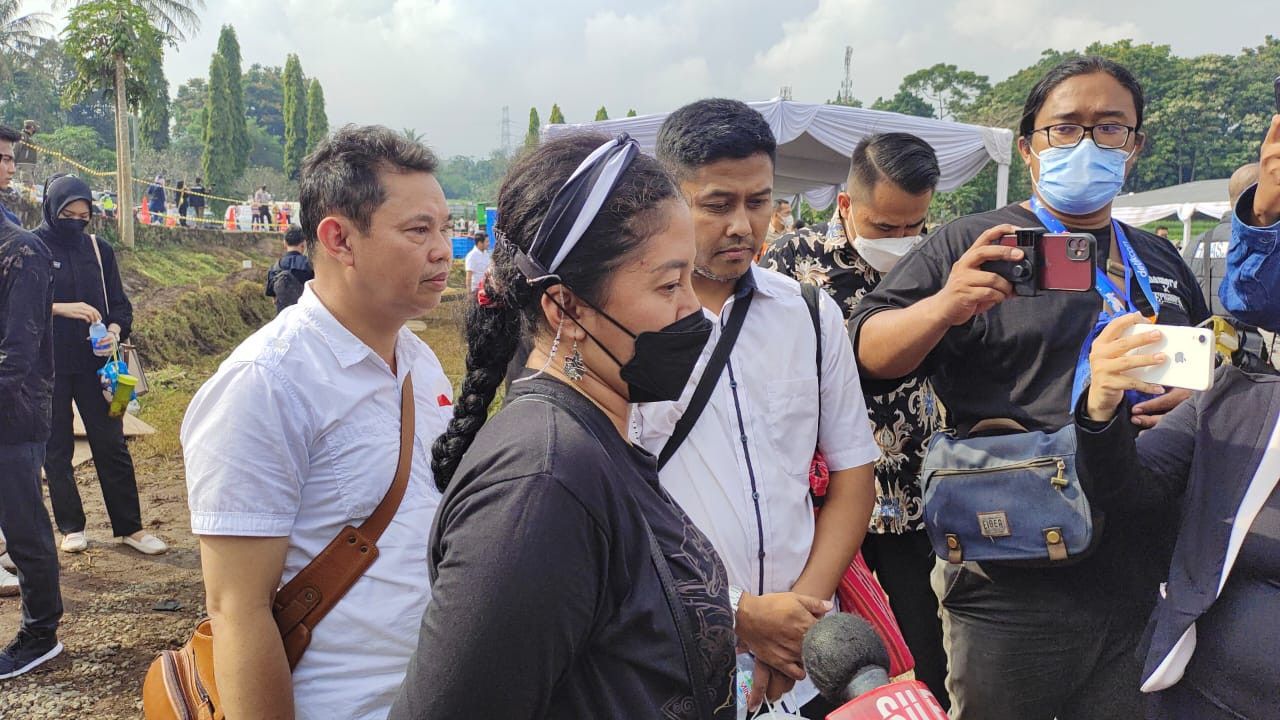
[{"xmin": 26, "ymin": 0, "xmax": 1280, "ymax": 157}]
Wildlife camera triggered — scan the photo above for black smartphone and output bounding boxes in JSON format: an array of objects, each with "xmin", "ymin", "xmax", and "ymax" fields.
[{"xmin": 1274, "ymin": 75, "xmax": 1280, "ymax": 111}]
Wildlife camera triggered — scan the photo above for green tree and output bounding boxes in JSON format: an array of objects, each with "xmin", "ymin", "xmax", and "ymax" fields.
[
  {"xmin": 41, "ymin": 124, "xmax": 115, "ymax": 169},
  {"xmin": 170, "ymin": 77, "xmax": 206, "ymax": 140},
  {"xmin": 524, "ymin": 106, "xmax": 540, "ymax": 148},
  {"xmin": 201, "ymin": 51, "xmax": 237, "ymax": 210},
  {"xmin": 282, "ymin": 53, "xmax": 307, "ymax": 179},
  {"xmin": 870, "ymin": 90, "xmax": 933, "ymax": 118},
  {"xmin": 246, "ymin": 118, "xmax": 283, "ymax": 170},
  {"xmin": 0, "ymin": 0, "xmax": 52, "ymax": 81},
  {"xmin": 594, "ymin": 106, "xmax": 608, "ymax": 121},
  {"xmin": 401, "ymin": 128, "xmax": 424, "ymax": 144},
  {"xmin": 900, "ymin": 63, "xmax": 990, "ymax": 120},
  {"xmin": 626, "ymin": 108, "xmax": 638, "ymax": 117},
  {"xmin": 61, "ymin": 0, "xmax": 173, "ymax": 247},
  {"xmin": 305, "ymin": 78, "xmax": 328, "ymax": 152},
  {"xmin": 215, "ymin": 25, "xmax": 249, "ymax": 175},
  {"xmin": 0, "ymin": 37, "xmax": 64, "ymax": 130},
  {"xmin": 243, "ymin": 64, "xmax": 284, "ymax": 142},
  {"xmin": 139, "ymin": 64, "xmax": 170, "ymax": 150},
  {"xmin": 549, "ymin": 103, "xmax": 565, "ymax": 124}
]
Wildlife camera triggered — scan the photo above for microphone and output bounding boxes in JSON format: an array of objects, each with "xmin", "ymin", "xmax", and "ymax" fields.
[{"xmin": 802, "ymin": 614, "xmax": 947, "ymax": 720}]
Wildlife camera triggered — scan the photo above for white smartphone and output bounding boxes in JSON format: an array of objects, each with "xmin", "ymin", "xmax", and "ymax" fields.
[{"xmin": 1119, "ymin": 323, "xmax": 1216, "ymax": 392}]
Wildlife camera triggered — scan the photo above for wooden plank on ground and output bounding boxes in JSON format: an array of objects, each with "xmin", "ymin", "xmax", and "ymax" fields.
[{"xmin": 72, "ymin": 403, "xmax": 157, "ymax": 437}]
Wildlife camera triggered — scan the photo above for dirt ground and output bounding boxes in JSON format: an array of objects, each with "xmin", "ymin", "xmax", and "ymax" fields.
[{"xmin": 0, "ymin": 457, "xmax": 204, "ymax": 719}]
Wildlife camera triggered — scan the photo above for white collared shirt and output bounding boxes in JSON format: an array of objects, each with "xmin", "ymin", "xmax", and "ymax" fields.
[
  {"xmin": 630, "ymin": 265, "xmax": 880, "ymax": 711},
  {"xmin": 181, "ymin": 285, "xmax": 452, "ymax": 720}
]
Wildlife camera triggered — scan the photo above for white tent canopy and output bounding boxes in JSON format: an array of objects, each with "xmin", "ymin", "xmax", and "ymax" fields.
[
  {"xmin": 543, "ymin": 99, "xmax": 1015, "ymax": 209},
  {"xmin": 1112, "ymin": 178, "xmax": 1231, "ymax": 240}
]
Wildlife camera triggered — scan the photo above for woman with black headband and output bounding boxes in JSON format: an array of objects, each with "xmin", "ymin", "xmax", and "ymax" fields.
[{"xmin": 389, "ymin": 134, "xmax": 735, "ymax": 719}]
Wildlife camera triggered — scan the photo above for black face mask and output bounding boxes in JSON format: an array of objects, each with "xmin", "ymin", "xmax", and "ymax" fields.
[
  {"xmin": 56, "ymin": 218, "xmax": 89, "ymax": 237},
  {"xmin": 574, "ymin": 300, "xmax": 713, "ymax": 403}
]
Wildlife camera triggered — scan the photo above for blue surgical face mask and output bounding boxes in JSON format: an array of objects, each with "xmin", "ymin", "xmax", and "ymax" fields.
[{"xmin": 1031, "ymin": 139, "xmax": 1132, "ymax": 216}]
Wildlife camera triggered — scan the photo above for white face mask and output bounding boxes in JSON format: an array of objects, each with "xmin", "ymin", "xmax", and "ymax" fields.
[{"xmin": 846, "ymin": 215, "xmax": 921, "ymax": 273}]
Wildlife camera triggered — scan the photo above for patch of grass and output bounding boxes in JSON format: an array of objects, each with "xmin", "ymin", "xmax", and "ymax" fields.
[
  {"xmin": 131, "ymin": 357, "xmax": 227, "ymax": 461},
  {"xmin": 135, "ymin": 281, "xmax": 275, "ymax": 368},
  {"xmin": 119, "ymin": 244, "xmax": 275, "ymax": 288},
  {"xmin": 1139, "ymin": 219, "xmax": 1220, "ymax": 248}
]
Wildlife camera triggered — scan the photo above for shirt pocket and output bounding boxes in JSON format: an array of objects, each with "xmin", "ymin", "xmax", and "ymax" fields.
[
  {"xmin": 322, "ymin": 415, "xmax": 402, "ymax": 521},
  {"xmin": 766, "ymin": 377, "xmax": 819, "ymax": 477}
]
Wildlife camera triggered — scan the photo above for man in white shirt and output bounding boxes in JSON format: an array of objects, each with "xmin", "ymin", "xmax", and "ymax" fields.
[
  {"xmin": 463, "ymin": 232, "xmax": 490, "ymax": 293},
  {"xmin": 638, "ymin": 99, "xmax": 879, "ymax": 718},
  {"xmin": 181, "ymin": 125, "xmax": 455, "ymax": 720}
]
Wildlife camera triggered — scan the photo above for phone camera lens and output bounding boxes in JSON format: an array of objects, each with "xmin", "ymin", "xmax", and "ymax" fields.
[{"xmin": 1198, "ymin": 334, "xmax": 1207, "ymax": 344}]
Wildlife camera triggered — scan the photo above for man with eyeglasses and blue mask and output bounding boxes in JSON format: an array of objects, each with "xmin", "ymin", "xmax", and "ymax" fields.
[{"xmin": 850, "ymin": 57, "xmax": 1210, "ymax": 719}]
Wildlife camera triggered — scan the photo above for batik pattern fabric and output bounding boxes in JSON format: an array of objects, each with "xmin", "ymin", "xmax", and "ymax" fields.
[{"xmin": 761, "ymin": 217, "xmax": 947, "ymax": 534}]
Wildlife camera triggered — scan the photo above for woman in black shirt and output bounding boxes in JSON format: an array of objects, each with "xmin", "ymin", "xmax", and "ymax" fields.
[
  {"xmin": 389, "ymin": 134, "xmax": 735, "ymax": 720},
  {"xmin": 33, "ymin": 175, "xmax": 167, "ymax": 557}
]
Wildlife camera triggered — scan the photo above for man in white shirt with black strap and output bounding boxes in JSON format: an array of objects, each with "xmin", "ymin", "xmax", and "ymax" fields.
[
  {"xmin": 181, "ymin": 125, "xmax": 455, "ymax": 720},
  {"xmin": 635, "ymin": 99, "xmax": 879, "ymax": 718}
]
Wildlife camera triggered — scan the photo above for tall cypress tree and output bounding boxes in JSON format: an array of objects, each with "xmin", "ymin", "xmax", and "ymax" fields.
[
  {"xmin": 305, "ymin": 78, "xmax": 329, "ymax": 152},
  {"xmin": 524, "ymin": 107, "xmax": 540, "ymax": 148},
  {"xmin": 594, "ymin": 106, "xmax": 609, "ymax": 121},
  {"xmin": 140, "ymin": 68, "xmax": 171, "ymax": 151},
  {"xmin": 626, "ymin": 109, "xmax": 638, "ymax": 117},
  {"xmin": 282, "ymin": 54, "xmax": 308, "ymax": 180},
  {"xmin": 216, "ymin": 26, "xmax": 249, "ymax": 176},
  {"xmin": 549, "ymin": 104, "xmax": 565, "ymax": 124},
  {"xmin": 202, "ymin": 53, "xmax": 237, "ymax": 211}
]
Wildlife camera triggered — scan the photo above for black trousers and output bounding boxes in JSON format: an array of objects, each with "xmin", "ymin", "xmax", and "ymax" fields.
[
  {"xmin": 43, "ymin": 372, "xmax": 142, "ymax": 537},
  {"xmin": 861, "ymin": 530, "xmax": 950, "ymax": 710},
  {"xmin": 932, "ymin": 560, "xmax": 1146, "ymax": 720},
  {"xmin": 0, "ymin": 442, "xmax": 63, "ymax": 637}
]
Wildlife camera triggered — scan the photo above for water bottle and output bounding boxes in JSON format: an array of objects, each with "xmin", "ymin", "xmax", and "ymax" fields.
[{"xmin": 89, "ymin": 321, "xmax": 108, "ymax": 345}]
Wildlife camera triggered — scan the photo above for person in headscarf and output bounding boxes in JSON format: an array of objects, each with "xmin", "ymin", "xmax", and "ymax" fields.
[
  {"xmin": 33, "ymin": 175, "xmax": 167, "ymax": 557},
  {"xmin": 145, "ymin": 174, "xmax": 166, "ymax": 225}
]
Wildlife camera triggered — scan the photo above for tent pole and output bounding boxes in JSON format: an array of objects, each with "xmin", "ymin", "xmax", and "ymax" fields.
[{"xmin": 996, "ymin": 162, "xmax": 1010, "ymax": 208}]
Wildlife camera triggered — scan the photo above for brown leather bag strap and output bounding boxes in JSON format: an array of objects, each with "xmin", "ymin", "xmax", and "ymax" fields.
[
  {"xmin": 272, "ymin": 373, "xmax": 416, "ymax": 668},
  {"xmin": 358, "ymin": 373, "xmax": 415, "ymax": 540}
]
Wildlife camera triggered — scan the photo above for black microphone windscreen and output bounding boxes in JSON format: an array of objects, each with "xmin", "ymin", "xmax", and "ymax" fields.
[{"xmin": 802, "ymin": 613, "xmax": 890, "ymax": 701}]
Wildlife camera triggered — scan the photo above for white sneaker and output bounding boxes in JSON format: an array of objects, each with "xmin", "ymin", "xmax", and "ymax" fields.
[
  {"xmin": 0, "ymin": 553, "xmax": 14, "ymax": 572},
  {"xmin": 0, "ymin": 567, "xmax": 17, "ymax": 598},
  {"xmin": 60, "ymin": 532, "xmax": 87, "ymax": 554},
  {"xmin": 118, "ymin": 533, "xmax": 167, "ymax": 556}
]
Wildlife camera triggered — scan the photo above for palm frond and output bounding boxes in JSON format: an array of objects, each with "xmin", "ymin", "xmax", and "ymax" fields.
[
  {"xmin": 0, "ymin": 0, "xmax": 54, "ymax": 57},
  {"xmin": 55, "ymin": 0, "xmax": 205, "ymax": 42}
]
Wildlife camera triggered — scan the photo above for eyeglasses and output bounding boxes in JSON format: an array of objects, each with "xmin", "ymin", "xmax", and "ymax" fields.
[{"xmin": 1031, "ymin": 123, "xmax": 1135, "ymax": 150}]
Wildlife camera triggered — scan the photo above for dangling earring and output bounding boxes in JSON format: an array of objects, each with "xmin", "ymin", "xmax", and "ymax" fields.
[{"xmin": 563, "ymin": 340, "xmax": 586, "ymax": 381}]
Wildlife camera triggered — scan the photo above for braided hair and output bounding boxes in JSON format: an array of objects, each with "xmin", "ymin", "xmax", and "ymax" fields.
[{"xmin": 431, "ymin": 133, "xmax": 679, "ymax": 490}]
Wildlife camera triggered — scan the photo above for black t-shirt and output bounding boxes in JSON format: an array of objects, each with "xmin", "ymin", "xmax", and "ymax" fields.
[
  {"xmin": 851, "ymin": 203, "xmax": 1211, "ymax": 603},
  {"xmin": 390, "ymin": 376, "xmax": 736, "ymax": 720}
]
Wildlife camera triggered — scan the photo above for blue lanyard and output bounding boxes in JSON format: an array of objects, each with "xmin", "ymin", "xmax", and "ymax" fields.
[
  {"xmin": 1028, "ymin": 196, "xmax": 1160, "ymax": 320},
  {"xmin": 1027, "ymin": 198, "xmax": 1162, "ymax": 408}
]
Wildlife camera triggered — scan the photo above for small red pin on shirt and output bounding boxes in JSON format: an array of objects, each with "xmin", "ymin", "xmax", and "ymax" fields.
[{"xmin": 437, "ymin": 394, "xmax": 452, "ymax": 407}]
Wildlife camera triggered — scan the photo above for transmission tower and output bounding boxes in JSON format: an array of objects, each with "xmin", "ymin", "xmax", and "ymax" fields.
[
  {"xmin": 836, "ymin": 46, "xmax": 856, "ymax": 105},
  {"xmin": 501, "ymin": 105, "xmax": 512, "ymax": 156}
]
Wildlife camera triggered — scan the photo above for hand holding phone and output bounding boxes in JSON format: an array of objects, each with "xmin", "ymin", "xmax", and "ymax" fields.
[
  {"xmin": 1119, "ymin": 323, "xmax": 1215, "ymax": 392},
  {"xmin": 982, "ymin": 227, "xmax": 1096, "ymax": 296}
]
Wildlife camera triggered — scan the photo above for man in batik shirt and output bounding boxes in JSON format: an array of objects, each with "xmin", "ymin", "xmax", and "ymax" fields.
[{"xmin": 761, "ymin": 132, "xmax": 950, "ymax": 708}]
